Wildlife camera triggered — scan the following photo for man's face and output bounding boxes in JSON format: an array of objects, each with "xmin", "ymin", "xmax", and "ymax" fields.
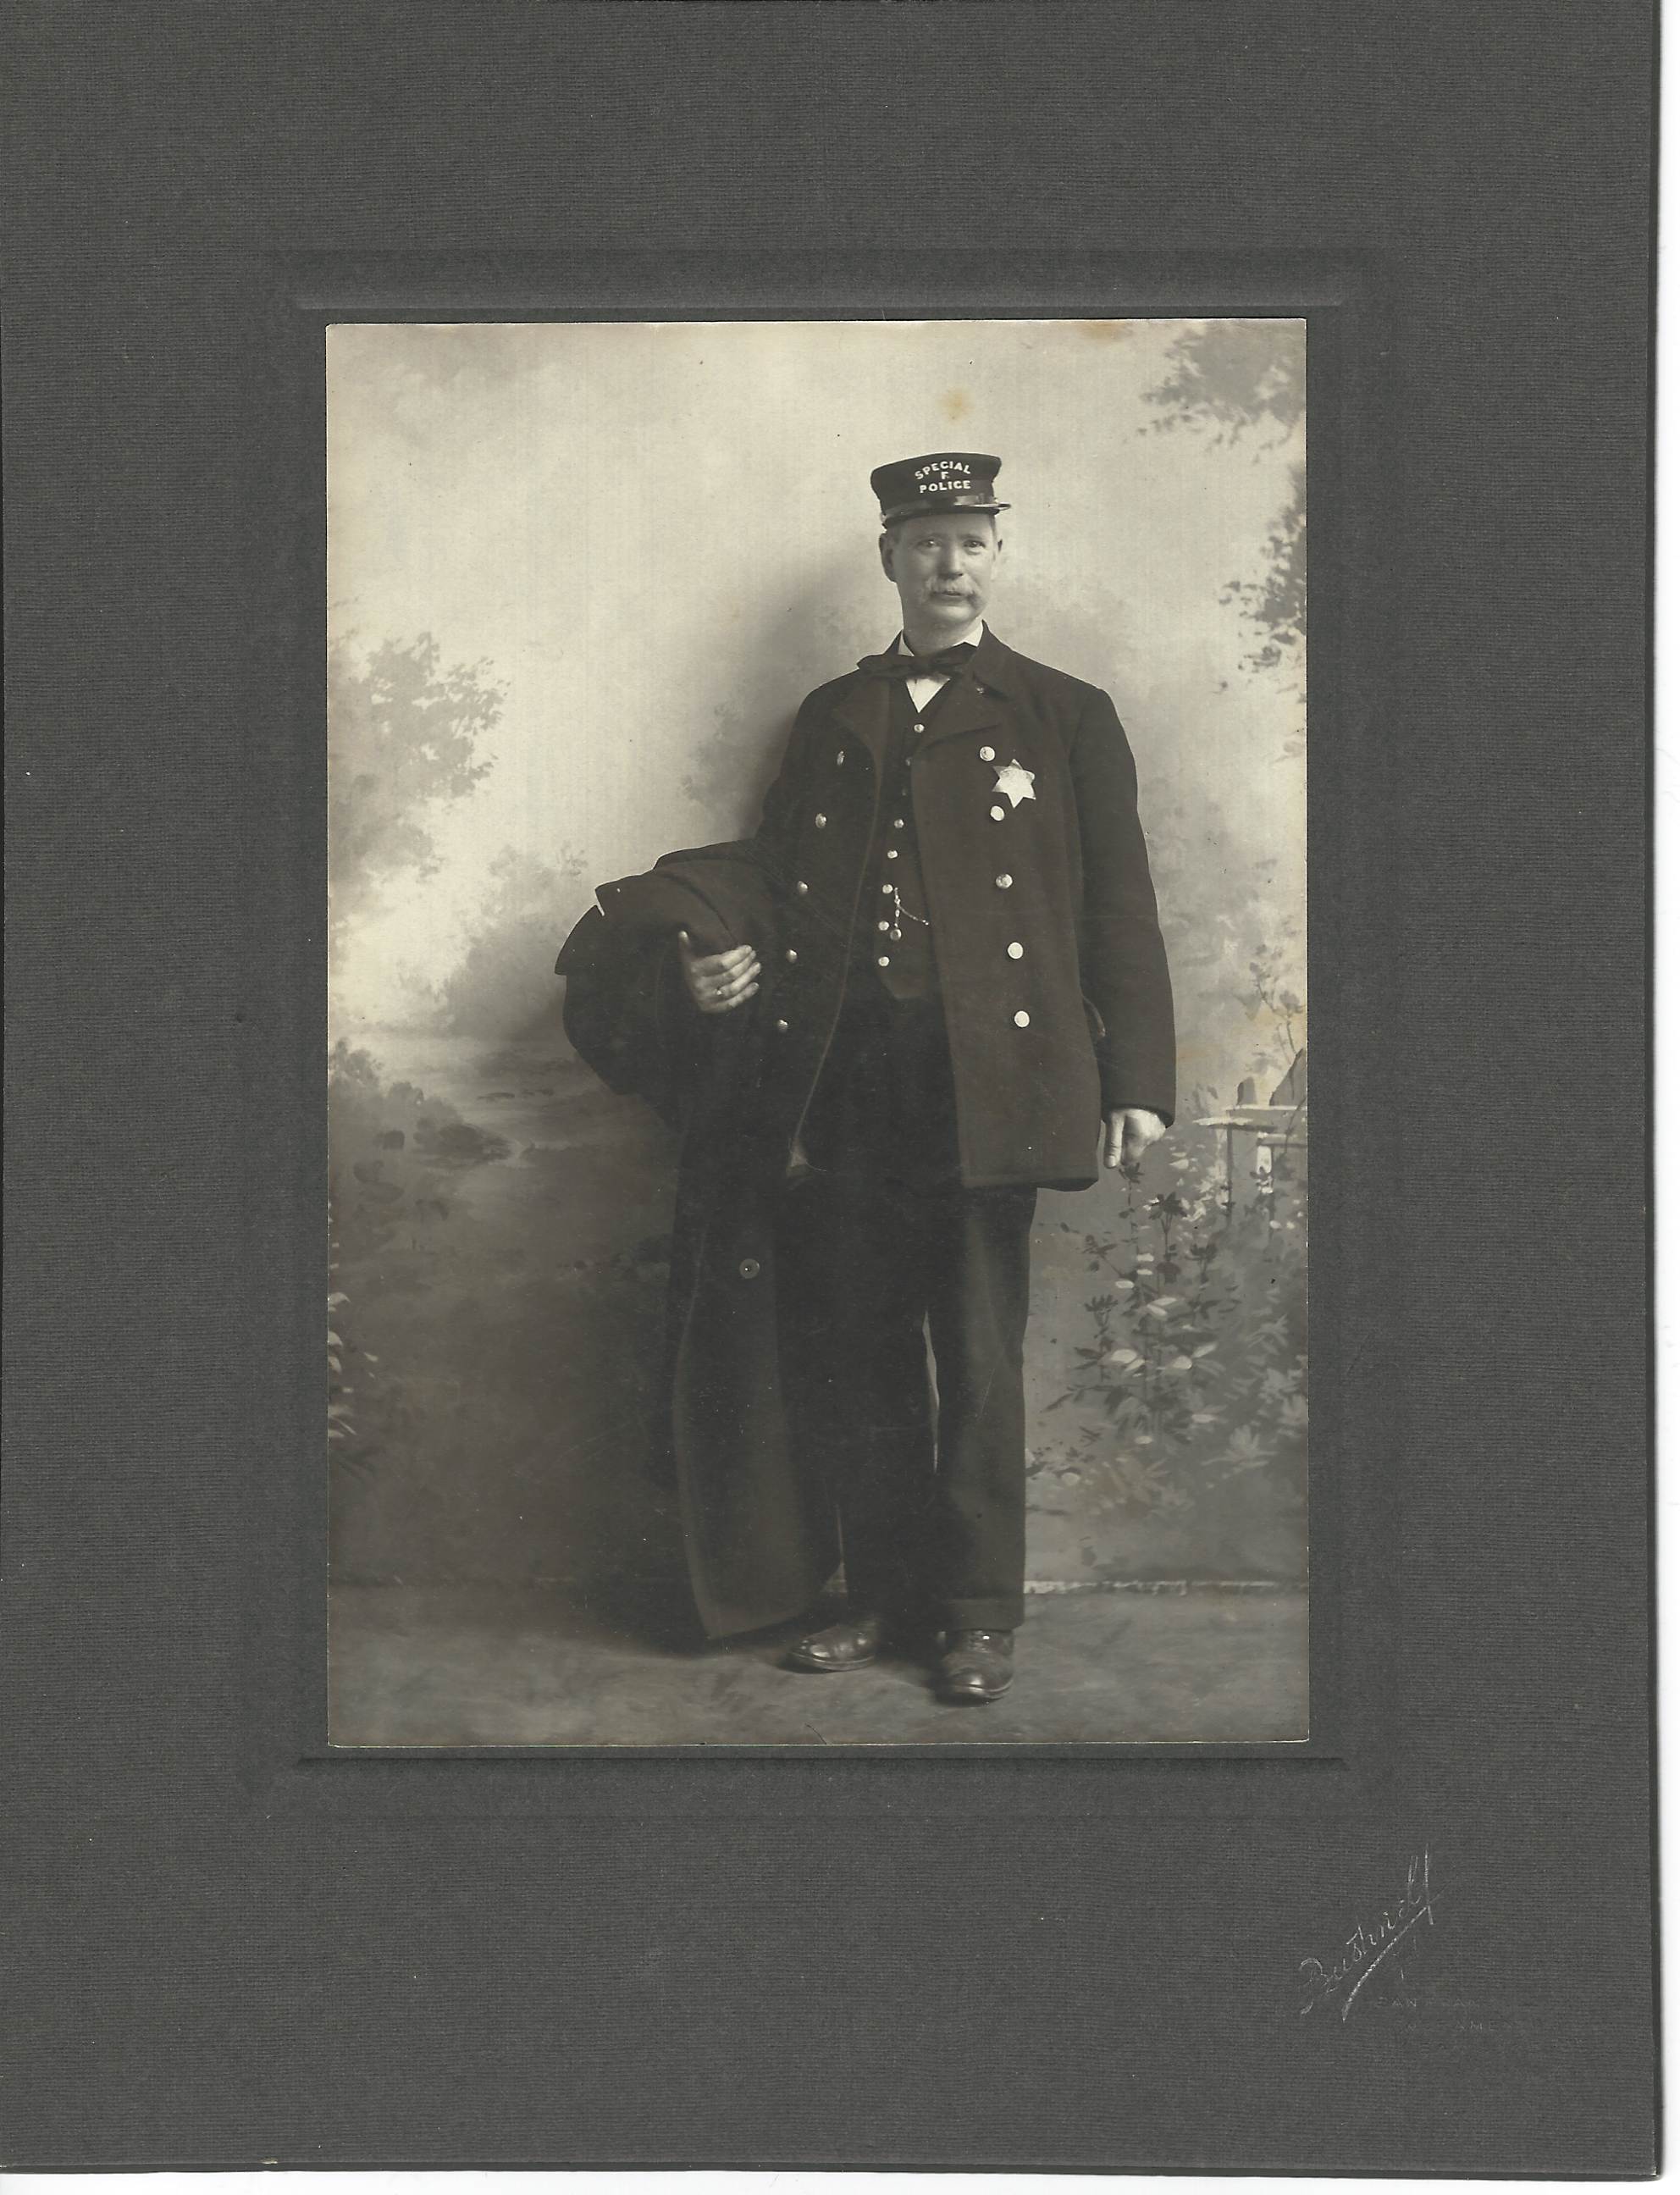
[{"xmin": 878, "ymin": 511, "xmax": 1002, "ymax": 633}]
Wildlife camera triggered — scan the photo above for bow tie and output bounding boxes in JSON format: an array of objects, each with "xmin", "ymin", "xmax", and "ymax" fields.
[{"xmin": 856, "ymin": 642, "xmax": 978, "ymax": 682}]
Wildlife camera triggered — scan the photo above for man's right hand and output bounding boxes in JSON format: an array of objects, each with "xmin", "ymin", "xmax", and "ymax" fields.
[{"xmin": 677, "ymin": 931, "xmax": 760, "ymax": 1015}]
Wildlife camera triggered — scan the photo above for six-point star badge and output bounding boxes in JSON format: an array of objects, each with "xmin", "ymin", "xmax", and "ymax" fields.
[{"xmin": 992, "ymin": 759, "xmax": 1036, "ymax": 809}]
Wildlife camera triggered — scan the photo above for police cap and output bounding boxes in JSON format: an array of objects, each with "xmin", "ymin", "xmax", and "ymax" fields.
[{"xmin": 870, "ymin": 451, "xmax": 1009, "ymax": 528}]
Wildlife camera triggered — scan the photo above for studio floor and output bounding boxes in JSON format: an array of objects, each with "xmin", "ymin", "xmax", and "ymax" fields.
[{"xmin": 329, "ymin": 1580, "xmax": 1310, "ymax": 1748}]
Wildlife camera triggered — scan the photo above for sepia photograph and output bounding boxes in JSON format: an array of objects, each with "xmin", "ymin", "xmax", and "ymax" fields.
[{"xmin": 325, "ymin": 316, "xmax": 1308, "ymax": 1745}]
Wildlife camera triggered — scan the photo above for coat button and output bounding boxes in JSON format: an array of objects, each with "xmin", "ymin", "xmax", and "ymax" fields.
[
  {"xmin": 892, "ymin": 816, "xmax": 905, "ymax": 829},
  {"xmin": 784, "ymin": 948, "xmax": 798, "ymax": 962},
  {"xmin": 995, "ymin": 872, "xmax": 1013, "ymax": 889},
  {"xmin": 774, "ymin": 1018, "xmax": 789, "ymax": 1032},
  {"xmin": 738, "ymin": 1258, "xmax": 761, "ymax": 1280},
  {"xmin": 1007, "ymin": 941, "xmax": 1025, "ymax": 959},
  {"xmin": 886, "ymin": 847, "xmax": 899, "ymax": 860},
  {"xmin": 835, "ymin": 749, "xmax": 845, "ymax": 766},
  {"xmin": 795, "ymin": 880, "xmax": 810, "ymax": 895},
  {"xmin": 912, "ymin": 722, "xmax": 924, "ymax": 736},
  {"xmin": 979, "ymin": 745, "xmax": 996, "ymax": 762},
  {"xmin": 1014, "ymin": 1009, "xmax": 1031, "ymax": 1028},
  {"xmin": 876, "ymin": 919, "xmax": 891, "ymax": 932},
  {"xmin": 814, "ymin": 812, "xmax": 827, "ymax": 828},
  {"xmin": 881, "ymin": 882, "xmax": 893, "ymax": 895},
  {"xmin": 876, "ymin": 954, "xmax": 891, "ymax": 968},
  {"xmin": 989, "ymin": 804, "xmax": 1006, "ymax": 821}
]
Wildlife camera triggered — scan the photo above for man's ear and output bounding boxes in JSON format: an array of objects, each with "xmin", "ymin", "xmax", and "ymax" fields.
[{"xmin": 877, "ymin": 530, "xmax": 897, "ymax": 582}]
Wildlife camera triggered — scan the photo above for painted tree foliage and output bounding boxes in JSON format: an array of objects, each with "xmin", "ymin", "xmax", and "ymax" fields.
[
  {"xmin": 440, "ymin": 843, "xmax": 590, "ymax": 1037},
  {"xmin": 1227, "ymin": 463, "xmax": 1305, "ymax": 692},
  {"xmin": 1143, "ymin": 320, "xmax": 1304, "ymax": 445},
  {"xmin": 1031, "ymin": 1134, "xmax": 1307, "ymax": 1577},
  {"xmin": 1145, "ymin": 322, "xmax": 1306, "ymax": 696},
  {"xmin": 328, "ymin": 634, "xmax": 503, "ymax": 934}
]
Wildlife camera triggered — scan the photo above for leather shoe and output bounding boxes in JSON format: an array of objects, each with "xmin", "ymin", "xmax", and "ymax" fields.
[
  {"xmin": 937, "ymin": 1628, "xmax": 1015, "ymax": 1702},
  {"xmin": 786, "ymin": 1613, "xmax": 888, "ymax": 1673}
]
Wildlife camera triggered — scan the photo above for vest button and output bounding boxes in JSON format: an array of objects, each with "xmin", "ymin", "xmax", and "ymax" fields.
[
  {"xmin": 774, "ymin": 1018, "xmax": 789, "ymax": 1032},
  {"xmin": 813, "ymin": 812, "xmax": 827, "ymax": 828},
  {"xmin": 995, "ymin": 873, "xmax": 1013, "ymax": 889},
  {"xmin": 1007, "ymin": 941, "xmax": 1025, "ymax": 959},
  {"xmin": 876, "ymin": 955, "xmax": 891, "ymax": 969},
  {"xmin": 1014, "ymin": 1009, "xmax": 1031, "ymax": 1029},
  {"xmin": 835, "ymin": 749, "xmax": 845, "ymax": 766},
  {"xmin": 886, "ymin": 847, "xmax": 899, "ymax": 860},
  {"xmin": 784, "ymin": 948, "xmax": 798, "ymax": 962},
  {"xmin": 795, "ymin": 880, "xmax": 810, "ymax": 895},
  {"xmin": 738, "ymin": 1258, "xmax": 761, "ymax": 1280}
]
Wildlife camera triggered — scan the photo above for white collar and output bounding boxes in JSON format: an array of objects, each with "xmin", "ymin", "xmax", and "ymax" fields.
[{"xmin": 893, "ymin": 616, "xmax": 986, "ymax": 657}]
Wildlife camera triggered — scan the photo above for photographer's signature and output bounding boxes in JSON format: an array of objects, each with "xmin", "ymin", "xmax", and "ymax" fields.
[{"xmin": 1299, "ymin": 1851, "xmax": 1436, "ymax": 2021}]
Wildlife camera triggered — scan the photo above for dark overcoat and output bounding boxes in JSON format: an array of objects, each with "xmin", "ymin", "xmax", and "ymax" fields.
[
  {"xmin": 555, "ymin": 626, "xmax": 1176, "ymax": 1635},
  {"xmin": 557, "ymin": 847, "xmax": 837, "ymax": 1639},
  {"xmin": 749, "ymin": 624, "xmax": 1174, "ymax": 1189}
]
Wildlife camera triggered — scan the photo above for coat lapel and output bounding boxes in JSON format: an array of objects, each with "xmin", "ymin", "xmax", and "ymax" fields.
[
  {"xmin": 826, "ymin": 627, "xmax": 1019, "ymax": 768},
  {"xmin": 826, "ymin": 670, "xmax": 892, "ymax": 776},
  {"xmin": 914, "ymin": 672, "xmax": 1006, "ymax": 755},
  {"xmin": 915, "ymin": 623, "xmax": 1012, "ymax": 753}
]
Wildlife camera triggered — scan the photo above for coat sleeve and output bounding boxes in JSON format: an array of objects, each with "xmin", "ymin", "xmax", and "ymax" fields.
[
  {"xmin": 742, "ymin": 699, "xmax": 817, "ymax": 885},
  {"xmin": 1069, "ymin": 686, "xmax": 1177, "ymax": 1126},
  {"xmin": 555, "ymin": 902, "xmax": 698, "ymax": 1125}
]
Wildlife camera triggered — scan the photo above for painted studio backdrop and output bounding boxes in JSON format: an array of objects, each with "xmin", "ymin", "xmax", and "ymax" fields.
[{"xmin": 327, "ymin": 318, "xmax": 1307, "ymax": 1623}]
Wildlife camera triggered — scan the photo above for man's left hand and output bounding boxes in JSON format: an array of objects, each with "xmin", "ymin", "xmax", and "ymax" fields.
[{"xmin": 1103, "ymin": 1107, "xmax": 1168, "ymax": 1172}]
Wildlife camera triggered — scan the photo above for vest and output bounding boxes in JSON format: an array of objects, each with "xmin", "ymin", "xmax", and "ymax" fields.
[{"xmin": 851, "ymin": 674, "xmax": 957, "ymax": 1000}]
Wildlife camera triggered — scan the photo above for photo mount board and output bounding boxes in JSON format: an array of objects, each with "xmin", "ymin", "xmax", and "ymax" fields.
[{"xmin": 1, "ymin": 5, "xmax": 1655, "ymax": 2172}]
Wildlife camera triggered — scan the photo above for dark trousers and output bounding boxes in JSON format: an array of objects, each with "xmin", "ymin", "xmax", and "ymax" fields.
[{"xmin": 776, "ymin": 988, "xmax": 1036, "ymax": 1633}]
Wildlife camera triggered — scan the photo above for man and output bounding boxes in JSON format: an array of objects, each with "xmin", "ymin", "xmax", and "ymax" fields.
[{"xmin": 679, "ymin": 452, "xmax": 1174, "ymax": 1702}]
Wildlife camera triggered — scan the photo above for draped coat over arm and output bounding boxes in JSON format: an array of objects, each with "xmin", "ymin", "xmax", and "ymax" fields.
[{"xmin": 557, "ymin": 845, "xmax": 838, "ymax": 1639}]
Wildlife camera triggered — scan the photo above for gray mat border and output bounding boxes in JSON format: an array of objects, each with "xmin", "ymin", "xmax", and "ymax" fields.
[{"xmin": 3, "ymin": 8, "xmax": 1654, "ymax": 2172}]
